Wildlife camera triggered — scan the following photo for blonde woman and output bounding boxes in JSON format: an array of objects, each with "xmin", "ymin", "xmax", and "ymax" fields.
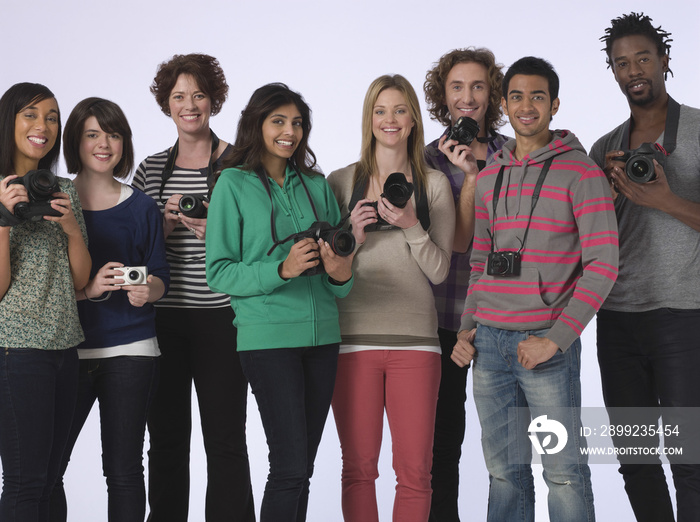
[{"xmin": 327, "ymin": 74, "xmax": 455, "ymax": 522}]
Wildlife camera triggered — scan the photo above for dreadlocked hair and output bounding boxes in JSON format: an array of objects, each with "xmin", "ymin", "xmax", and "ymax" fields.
[{"xmin": 601, "ymin": 12, "xmax": 673, "ymax": 79}]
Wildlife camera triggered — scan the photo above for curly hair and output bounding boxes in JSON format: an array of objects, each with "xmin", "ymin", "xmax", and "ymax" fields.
[
  {"xmin": 601, "ymin": 12, "xmax": 673, "ymax": 78},
  {"xmin": 423, "ymin": 47, "xmax": 504, "ymax": 134},
  {"xmin": 150, "ymin": 53, "xmax": 229, "ymax": 116}
]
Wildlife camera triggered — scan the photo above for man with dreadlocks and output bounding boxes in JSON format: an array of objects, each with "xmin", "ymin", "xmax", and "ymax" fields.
[{"xmin": 591, "ymin": 12, "xmax": 700, "ymax": 522}]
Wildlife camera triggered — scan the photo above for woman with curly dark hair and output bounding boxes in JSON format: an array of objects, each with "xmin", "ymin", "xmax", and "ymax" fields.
[{"xmin": 132, "ymin": 54, "xmax": 254, "ymax": 522}]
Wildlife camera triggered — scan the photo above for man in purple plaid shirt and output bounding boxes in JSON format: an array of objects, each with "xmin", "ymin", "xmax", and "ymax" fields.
[{"xmin": 423, "ymin": 48, "xmax": 509, "ymax": 522}]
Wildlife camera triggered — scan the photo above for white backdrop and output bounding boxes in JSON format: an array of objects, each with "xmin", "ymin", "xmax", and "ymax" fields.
[{"xmin": 2, "ymin": 0, "xmax": 698, "ymax": 520}]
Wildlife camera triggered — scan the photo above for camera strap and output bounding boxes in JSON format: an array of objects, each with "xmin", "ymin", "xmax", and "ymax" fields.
[
  {"xmin": 254, "ymin": 165, "xmax": 321, "ymax": 256},
  {"xmin": 489, "ymin": 157, "xmax": 553, "ymax": 253},
  {"xmin": 347, "ymin": 171, "xmax": 430, "ymax": 231},
  {"xmin": 158, "ymin": 130, "xmax": 221, "ymax": 200},
  {"xmin": 621, "ymin": 96, "xmax": 680, "ymax": 154},
  {"xmin": 0, "ymin": 201, "xmax": 21, "ymax": 227}
]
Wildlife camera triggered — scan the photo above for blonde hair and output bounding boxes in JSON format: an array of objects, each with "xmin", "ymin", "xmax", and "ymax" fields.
[{"xmin": 354, "ymin": 74, "xmax": 428, "ymax": 196}]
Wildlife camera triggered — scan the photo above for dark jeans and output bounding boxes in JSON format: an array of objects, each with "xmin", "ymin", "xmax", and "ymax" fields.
[
  {"xmin": 0, "ymin": 346, "xmax": 79, "ymax": 522},
  {"xmin": 147, "ymin": 307, "xmax": 253, "ymax": 522},
  {"xmin": 429, "ymin": 328, "xmax": 469, "ymax": 522},
  {"xmin": 50, "ymin": 355, "xmax": 159, "ymax": 522},
  {"xmin": 597, "ymin": 308, "xmax": 700, "ymax": 522},
  {"xmin": 239, "ymin": 343, "xmax": 339, "ymax": 522}
]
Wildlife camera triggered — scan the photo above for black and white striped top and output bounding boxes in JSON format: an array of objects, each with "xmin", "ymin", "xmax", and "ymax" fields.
[{"xmin": 132, "ymin": 148, "xmax": 231, "ymax": 308}]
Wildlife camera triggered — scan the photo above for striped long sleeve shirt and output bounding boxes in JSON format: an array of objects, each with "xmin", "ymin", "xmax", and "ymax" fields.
[{"xmin": 460, "ymin": 130, "xmax": 619, "ymax": 351}]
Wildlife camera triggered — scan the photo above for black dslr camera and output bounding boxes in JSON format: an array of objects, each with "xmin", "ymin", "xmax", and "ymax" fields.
[
  {"xmin": 364, "ymin": 172, "xmax": 414, "ymax": 232},
  {"xmin": 445, "ymin": 116, "xmax": 480, "ymax": 149},
  {"xmin": 487, "ymin": 251, "xmax": 521, "ymax": 277},
  {"xmin": 178, "ymin": 194, "xmax": 208, "ymax": 218},
  {"xmin": 7, "ymin": 169, "xmax": 62, "ymax": 222},
  {"xmin": 292, "ymin": 221, "xmax": 356, "ymax": 276},
  {"xmin": 618, "ymin": 143, "xmax": 666, "ymax": 183}
]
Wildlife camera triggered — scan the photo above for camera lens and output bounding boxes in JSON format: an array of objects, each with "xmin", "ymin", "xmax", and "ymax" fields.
[
  {"xmin": 490, "ymin": 255, "xmax": 509, "ymax": 275},
  {"xmin": 328, "ymin": 229, "xmax": 356, "ymax": 256},
  {"xmin": 382, "ymin": 172, "xmax": 414, "ymax": 209},
  {"xmin": 625, "ymin": 155, "xmax": 656, "ymax": 183},
  {"xmin": 26, "ymin": 170, "xmax": 59, "ymax": 199}
]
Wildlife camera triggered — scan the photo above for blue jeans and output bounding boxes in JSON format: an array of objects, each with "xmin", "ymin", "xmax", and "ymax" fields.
[
  {"xmin": 50, "ymin": 355, "xmax": 159, "ymax": 522},
  {"xmin": 472, "ymin": 326, "xmax": 594, "ymax": 522},
  {"xmin": 239, "ymin": 344, "xmax": 339, "ymax": 522},
  {"xmin": 597, "ymin": 308, "xmax": 700, "ymax": 522},
  {"xmin": 0, "ymin": 347, "xmax": 79, "ymax": 522}
]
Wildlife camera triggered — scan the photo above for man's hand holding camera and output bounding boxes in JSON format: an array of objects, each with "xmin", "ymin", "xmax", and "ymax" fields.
[{"xmin": 607, "ymin": 152, "xmax": 674, "ymax": 210}]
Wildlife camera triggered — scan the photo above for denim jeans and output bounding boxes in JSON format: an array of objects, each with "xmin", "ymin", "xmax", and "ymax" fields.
[
  {"xmin": 50, "ymin": 355, "xmax": 159, "ymax": 522},
  {"xmin": 0, "ymin": 346, "xmax": 79, "ymax": 522},
  {"xmin": 239, "ymin": 343, "xmax": 339, "ymax": 522},
  {"xmin": 597, "ymin": 308, "xmax": 700, "ymax": 522},
  {"xmin": 147, "ymin": 307, "xmax": 253, "ymax": 522},
  {"xmin": 430, "ymin": 327, "xmax": 469, "ymax": 522},
  {"xmin": 472, "ymin": 325, "xmax": 595, "ymax": 522}
]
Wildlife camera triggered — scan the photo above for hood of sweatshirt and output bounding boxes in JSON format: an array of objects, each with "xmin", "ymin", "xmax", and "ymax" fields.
[{"xmin": 490, "ymin": 129, "xmax": 586, "ymax": 218}]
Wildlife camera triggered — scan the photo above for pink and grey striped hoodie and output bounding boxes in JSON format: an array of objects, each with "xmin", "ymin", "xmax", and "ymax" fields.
[{"xmin": 459, "ymin": 130, "xmax": 619, "ymax": 351}]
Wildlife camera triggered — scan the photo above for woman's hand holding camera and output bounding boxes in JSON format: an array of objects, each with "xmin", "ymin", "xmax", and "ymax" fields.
[
  {"xmin": 319, "ymin": 239, "xmax": 353, "ymax": 284},
  {"xmin": 350, "ymin": 198, "xmax": 377, "ymax": 245},
  {"xmin": 279, "ymin": 238, "xmax": 320, "ymax": 279},
  {"xmin": 45, "ymin": 192, "xmax": 82, "ymax": 236},
  {"xmin": 377, "ymin": 196, "xmax": 418, "ymax": 230},
  {"xmin": 123, "ymin": 275, "xmax": 158, "ymax": 307},
  {"xmin": 0, "ymin": 175, "xmax": 28, "ymax": 215},
  {"xmin": 82, "ymin": 262, "xmax": 124, "ymax": 300},
  {"xmin": 163, "ymin": 194, "xmax": 183, "ymax": 237},
  {"xmin": 180, "ymin": 201, "xmax": 208, "ymax": 240}
]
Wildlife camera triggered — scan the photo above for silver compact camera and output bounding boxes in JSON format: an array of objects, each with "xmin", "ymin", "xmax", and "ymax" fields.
[{"xmin": 114, "ymin": 266, "xmax": 148, "ymax": 286}]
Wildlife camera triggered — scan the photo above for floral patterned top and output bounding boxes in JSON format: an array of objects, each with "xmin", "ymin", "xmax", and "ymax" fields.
[{"xmin": 0, "ymin": 177, "xmax": 87, "ymax": 350}]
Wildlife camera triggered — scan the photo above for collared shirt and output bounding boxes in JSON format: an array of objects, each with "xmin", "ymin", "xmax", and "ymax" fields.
[{"xmin": 425, "ymin": 129, "xmax": 509, "ymax": 332}]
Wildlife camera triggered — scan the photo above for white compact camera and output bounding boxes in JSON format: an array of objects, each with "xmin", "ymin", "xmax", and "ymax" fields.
[{"xmin": 114, "ymin": 266, "xmax": 148, "ymax": 286}]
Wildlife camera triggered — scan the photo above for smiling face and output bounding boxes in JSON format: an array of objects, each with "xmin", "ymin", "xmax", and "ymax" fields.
[
  {"xmin": 610, "ymin": 34, "xmax": 668, "ymax": 107},
  {"xmin": 502, "ymin": 74, "xmax": 559, "ymax": 144},
  {"xmin": 444, "ymin": 61, "xmax": 490, "ymax": 131},
  {"xmin": 13, "ymin": 97, "xmax": 59, "ymax": 173},
  {"xmin": 371, "ymin": 88, "xmax": 415, "ymax": 150},
  {"xmin": 261, "ymin": 103, "xmax": 303, "ymax": 166},
  {"xmin": 79, "ymin": 116, "xmax": 123, "ymax": 176},
  {"xmin": 168, "ymin": 73, "xmax": 212, "ymax": 136}
]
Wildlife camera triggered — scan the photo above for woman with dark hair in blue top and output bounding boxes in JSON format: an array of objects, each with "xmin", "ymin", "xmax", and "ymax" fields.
[{"xmin": 49, "ymin": 97, "xmax": 169, "ymax": 522}]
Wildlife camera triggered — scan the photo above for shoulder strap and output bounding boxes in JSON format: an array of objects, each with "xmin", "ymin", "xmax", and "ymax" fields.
[
  {"xmin": 621, "ymin": 95, "xmax": 680, "ymax": 153},
  {"xmin": 158, "ymin": 130, "xmax": 220, "ymax": 199}
]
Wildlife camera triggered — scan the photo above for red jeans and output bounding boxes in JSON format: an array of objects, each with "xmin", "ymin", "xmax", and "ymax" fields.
[{"xmin": 332, "ymin": 349, "xmax": 441, "ymax": 522}]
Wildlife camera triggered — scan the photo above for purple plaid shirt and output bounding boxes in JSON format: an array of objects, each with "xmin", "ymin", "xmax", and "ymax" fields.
[{"xmin": 425, "ymin": 129, "xmax": 509, "ymax": 331}]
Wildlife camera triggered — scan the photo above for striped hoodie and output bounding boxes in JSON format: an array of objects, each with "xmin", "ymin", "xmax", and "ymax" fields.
[{"xmin": 459, "ymin": 130, "xmax": 619, "ymax": 351}]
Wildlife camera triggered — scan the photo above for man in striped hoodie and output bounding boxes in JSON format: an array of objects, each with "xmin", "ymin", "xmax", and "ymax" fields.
[{"xmin": 451, "ymin": 56, "xmax": 619, "ymax": 522}]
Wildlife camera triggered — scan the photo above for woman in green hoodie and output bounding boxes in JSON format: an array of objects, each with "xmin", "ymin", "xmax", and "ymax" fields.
[{"xmin": 205, "ymin": 83, "xmax": 354, "ymax": 522}]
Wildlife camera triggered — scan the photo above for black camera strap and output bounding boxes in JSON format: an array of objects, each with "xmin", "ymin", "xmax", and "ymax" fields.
[
  {"xmin": 348, "ymin": 170, "xmax": 430, "ymax": 231},
  {"xmin": 489, "ymin": 157, "xmax": 553, "ymax": 253},
  {"xmin": 254, "ymin": 165, "xmax": 322, "ymax": 256},
  {"xmin": 0, "ymin": 201, "xmax": 21, "ymax": 227},
  {"xmin": 158, "ymin": 130, "xmax": 221, "ymax": 200},
  {"xmin": 621, "ymin": 95, "xmax": 680, "ymax": 154}
]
